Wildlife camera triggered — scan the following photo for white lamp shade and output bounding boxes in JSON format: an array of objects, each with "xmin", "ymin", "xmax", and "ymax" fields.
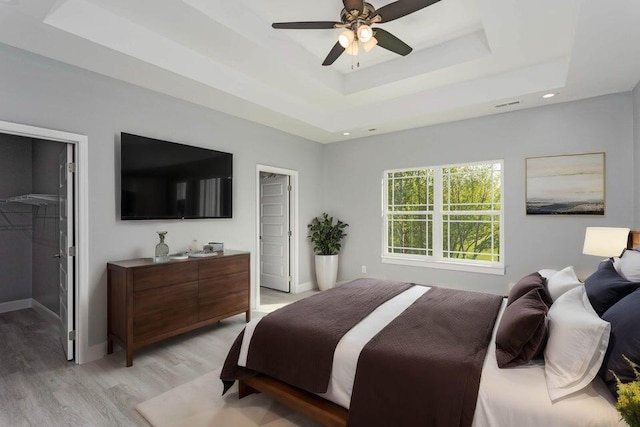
[
  {"xmin": 357, "ymin": 25, "xmax": 373, "ymax": 43},
  {"xmin": 338, "ymin": 30, "xmax": 354, "ymax": 48},
  {"xmin": 362, "ymin": 36, "xmax": 378, "ymax": 52},
  {"xmin": 345, "ymin": 41, "xmax": 359, "ymax": 56},
  {"xmin": 582, "ymin": 227, "xmax": 630, "ymax": 257}
]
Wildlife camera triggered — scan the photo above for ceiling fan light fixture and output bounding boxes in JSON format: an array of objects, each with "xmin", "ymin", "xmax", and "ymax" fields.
[
  {"xmin": 357, "ymin": 25, "xmax": 373, "ymax": 43},
  {"xmin": 362, "ymin": 36, "xmax": 378, "ymax": 52},
  {"xmin": 345, "ymin": 41, "xmax": 359, "ymax": 56},
  {"xmin": 338, "ymin": 30, "xmax": 355, "ymax": 48}
]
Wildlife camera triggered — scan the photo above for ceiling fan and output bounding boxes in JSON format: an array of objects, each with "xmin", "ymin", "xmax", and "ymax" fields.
[{"xmin": 272, "ymin": 0, "xmax": 441, "ymax": 66}]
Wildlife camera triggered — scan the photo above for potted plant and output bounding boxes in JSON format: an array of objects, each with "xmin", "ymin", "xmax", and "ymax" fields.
[
  {"xmin": 308, "ymin": 213, "xmax": 349, "ymax": 291},
  {"xmin": 614, "ymin": 356, "xmax": 640, "ymax": 427}
]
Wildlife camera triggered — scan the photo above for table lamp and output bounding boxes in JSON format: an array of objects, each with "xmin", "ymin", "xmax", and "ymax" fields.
[{"xmin": 582, "ymin": 227, "xmax": 630, "ymax": 257}]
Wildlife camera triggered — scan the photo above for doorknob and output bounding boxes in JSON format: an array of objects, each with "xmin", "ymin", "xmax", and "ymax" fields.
[{"xmin": 53, "ymin": 253, "xmax": 61, "ymax": 258}]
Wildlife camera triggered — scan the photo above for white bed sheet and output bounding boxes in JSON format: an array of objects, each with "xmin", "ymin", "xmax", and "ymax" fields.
[
  {"xmin": 472, "ymin": 300, "xmax": 623, "ymax": 427},
  {"xmin": 238, "ymin": 288, "xmax": 624, "ymax": 427}
]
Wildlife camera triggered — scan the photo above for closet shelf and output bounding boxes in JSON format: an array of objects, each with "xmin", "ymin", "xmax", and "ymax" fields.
[{"xmin": 1, "ymin": 194, "xmax": 58, "ymax": 206}]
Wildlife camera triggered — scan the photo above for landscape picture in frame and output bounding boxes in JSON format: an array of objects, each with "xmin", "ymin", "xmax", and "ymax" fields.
[{"xmin": 526, "ymin": 152, "xmax": 605, "ymax": 215}]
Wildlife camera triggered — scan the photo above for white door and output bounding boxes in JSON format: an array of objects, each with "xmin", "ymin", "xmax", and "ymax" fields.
[
  {"xmin": 59, "ymin": 145, "xmax": 74, "ymax": 360},
  {"xmin": 260, "ymin": 174, "xmax": 290, "ymax": 292}
]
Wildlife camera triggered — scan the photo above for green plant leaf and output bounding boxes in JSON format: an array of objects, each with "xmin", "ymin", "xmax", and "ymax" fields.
[{"xmin": 307, "ymin": 212, "xmax": 349, "ymax": 255}]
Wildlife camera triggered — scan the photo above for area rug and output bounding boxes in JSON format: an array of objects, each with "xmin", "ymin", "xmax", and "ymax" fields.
[{"xmin": 136, "ymin": 369, "xmax": 319, "ymax": 427}]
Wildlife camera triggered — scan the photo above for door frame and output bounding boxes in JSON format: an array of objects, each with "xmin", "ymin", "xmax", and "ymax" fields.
[
  {"xmin": 255, "ymin": 164, "xmax": 298, "ymax": 308},
  {"xmin": 0, "ymin": 120, "xmax": 89, "ymax": 364},
  {"xmin": 258, "ymin": 173, "xmax": 291, "ymax": 293}
]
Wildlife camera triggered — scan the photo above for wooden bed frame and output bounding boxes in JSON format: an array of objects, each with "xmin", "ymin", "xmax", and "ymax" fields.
[
  {"xmin": 238, "ymin": 230, "xmax": 640, "ymax": 427},
  {"xmin": 239, "ymin": 375, "xmax": 347, "ymax": 427}
]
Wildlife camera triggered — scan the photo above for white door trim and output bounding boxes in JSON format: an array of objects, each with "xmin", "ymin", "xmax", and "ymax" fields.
[
  {"xmin": 0, "ymin": 120, "xmax": 89, "ymax": 364},
  {"xmin": 255, "ymin": 164, "xmax": 299, "ymax": 308}
]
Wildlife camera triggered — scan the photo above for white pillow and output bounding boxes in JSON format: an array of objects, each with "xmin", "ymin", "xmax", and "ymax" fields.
[
  {"xmin": 546, "ymin": 266, "xmax": 582, "ymax": 302},
  {"xmin": 544, "ymin": 286, "xmax": 611, "ymax": 401},
  {"xmin": 618, "ymin": 250, "xmax": 640, "ymax": 281},
  {"xmin": 538, "ymin": 269, "xmax": 558, "ymax": 280},
  {"xmin": 612, "ymin": 256, "xmax": 622, "ymax": 276}
]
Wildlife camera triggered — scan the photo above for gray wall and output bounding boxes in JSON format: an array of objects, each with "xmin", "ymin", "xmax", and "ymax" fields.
[
  {"xmin": 634, "ymin": 82, "xmax": 640, "ymax": 228},
  {"xmin": 0, "ymin": 134, "xmax": 33, "ymax": 303},
  {"xmin": 0, "ymin": 43, "xmax": 323, "ymax": 349},
  {"xmin": 32, "ymin": 139, "xmax": 65, "ymax": 315},
  {"xmin": 323, "ymin": 94, "xmax": 634, "ymax": 295}
]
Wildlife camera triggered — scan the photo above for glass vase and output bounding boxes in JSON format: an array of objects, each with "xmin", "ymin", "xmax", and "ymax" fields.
[{"xmin": 154, "ymin": 231, "xmax": 170, "ymax": 263}]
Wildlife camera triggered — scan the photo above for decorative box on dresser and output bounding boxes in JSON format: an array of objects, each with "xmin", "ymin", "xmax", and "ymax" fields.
[{"xmin": 107, "ymin": 251, "xmax": 250, "ymax": 366}]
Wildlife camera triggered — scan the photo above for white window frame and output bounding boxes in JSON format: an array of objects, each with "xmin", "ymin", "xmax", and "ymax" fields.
[{"xmin": 381, "ymin": 160, "xmax": 504, "ymax": 275}]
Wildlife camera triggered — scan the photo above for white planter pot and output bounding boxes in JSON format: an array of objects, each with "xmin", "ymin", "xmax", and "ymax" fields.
[{"xmin": 315, "ymin": 254, "xmax": 339, "ymax": 291}]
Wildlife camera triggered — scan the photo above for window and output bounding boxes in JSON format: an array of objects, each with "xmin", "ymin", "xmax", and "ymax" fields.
[{"xmin": 383, "ymin": 161, "xmax": 503, "ymax": 274}]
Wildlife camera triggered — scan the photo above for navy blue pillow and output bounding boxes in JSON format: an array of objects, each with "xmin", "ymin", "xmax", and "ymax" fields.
[
  {"xmin": 600, "ymin": 290, "xmax": 640, "ymax": 396},
  {"xmin": 584, "ymin": 259, "xmax": 640, "ymax": 316}
]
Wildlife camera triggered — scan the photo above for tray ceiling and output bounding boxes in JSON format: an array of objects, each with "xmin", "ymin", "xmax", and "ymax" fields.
[{"xmin": 0, "ymin": 0, "xmax": 638, "ymax": 142}]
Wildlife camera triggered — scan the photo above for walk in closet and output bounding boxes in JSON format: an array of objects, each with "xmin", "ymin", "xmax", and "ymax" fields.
[{"xmin": 0, "ymin": 133, "xmax": 67, "ymax": 358}]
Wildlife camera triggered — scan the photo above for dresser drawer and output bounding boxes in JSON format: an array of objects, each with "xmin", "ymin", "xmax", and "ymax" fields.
[
  {"xmin": 133, "ymin": 281, "xmax": 198, "ymax": 343},
  {"xmin": 198, "ymin": 271, "xmax": 249, "ymax": 321},
  {"xmin": 134, "ymin": 262, "xmax": 198, "ymax": 291},
  {"xmin": 199, "ymin": 271, "xmax": 249, "ymax": 300},
  {"xmin": 198, "ymin": 254, "xmax": 248, "ymax": 279},
  {"xmin": 199, "ymin": 289, "xmax": 248, "ymax": 321}
]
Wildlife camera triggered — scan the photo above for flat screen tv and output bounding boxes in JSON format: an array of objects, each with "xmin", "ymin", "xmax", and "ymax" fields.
[{"xmin": 120, "ymin": 133, "xmax": 232, "ymax": 220}]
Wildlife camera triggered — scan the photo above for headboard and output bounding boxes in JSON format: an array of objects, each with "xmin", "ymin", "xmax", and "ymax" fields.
[{"xmin": 628, "ymin": 231, "xmax": 640, "ymax": 250}]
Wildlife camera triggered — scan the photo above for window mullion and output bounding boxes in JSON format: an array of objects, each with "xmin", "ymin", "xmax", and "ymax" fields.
[{"xmin": 433, "ymin": 166, "xmax": 443, "ymax": 260}]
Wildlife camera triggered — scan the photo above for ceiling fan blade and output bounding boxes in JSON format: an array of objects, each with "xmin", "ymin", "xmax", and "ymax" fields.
[
  {"xmin": 322, "ymin": 42, "xmax": 345, "ymax": 66},
  {"xmin": 343, "ymin": 0, "xmax": 364, "ymax": 14},
  {"xmin": 272, "ymin": 21, "xmax": 341, "ymax": 30},
  {"xmin": 374, "ymin": 28, "xmax": 412, "ymax": 56},
  {"xmin": 375, "ymin": 0, "xmax": 441, "ymax": 23}
]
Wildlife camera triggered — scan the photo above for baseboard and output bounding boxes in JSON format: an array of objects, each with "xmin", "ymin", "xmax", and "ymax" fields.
[
  {"xmin": 0, "ymin": 298, "xmax": 32, "ymax": 314},
  {"xmin": 31, "ymin": 298, "xmax": 60, "ymax": 321},
  {"xmin": 83, "ymin": 341, "xmax": 107, "ymax": 364},
  {"xmin": 294, "ymin": 281, "xmax": 317, "ymax": 293}
]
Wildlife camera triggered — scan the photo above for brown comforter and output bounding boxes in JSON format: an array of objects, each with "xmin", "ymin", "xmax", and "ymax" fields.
[
  {"xmin": 348, "ymin": 286, "xmax": 502, "ymax": 427},
  {"xmin": 221, "ymin": 278, "xmax": 412, "ymax": 393},
  {"xmin": 221, "ymin": 280, "xmax": 503, "ymax": 427}
]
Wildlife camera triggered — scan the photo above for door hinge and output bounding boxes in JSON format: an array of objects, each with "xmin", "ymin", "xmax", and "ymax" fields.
[
  {"xmin": 288, "ymin": 276, "xmax": 292, "ymax": 282},
  {"xmin": 68, "ymin": 246, "xmax": 77, "ymax": 257},
  {"xmin": 68, "ymin": 162, "xmax": 76, "ymax": 173},
  {"xmin": 287, "ymin": 230, "xmax": 292, "ymax": 237},
  {"xmin": 287, "ymin": 184, "xmax": 292, "ymax": 192},
  {"xmin": 68, "ymin": 330, "xmax": 76, "ymax": 340}
]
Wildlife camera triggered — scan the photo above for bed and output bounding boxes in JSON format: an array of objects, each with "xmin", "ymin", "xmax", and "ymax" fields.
[{"xmin": 220, "ymin": 239, "xmax": 640, "ymax": 426}]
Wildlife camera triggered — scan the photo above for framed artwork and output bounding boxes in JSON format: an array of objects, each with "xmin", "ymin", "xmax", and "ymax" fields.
[{"xmin": 526, "ymin": 152, "xmax": 605, "ymax": 215}]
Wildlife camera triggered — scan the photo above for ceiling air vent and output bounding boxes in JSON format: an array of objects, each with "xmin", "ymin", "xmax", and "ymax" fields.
[{"xmin": 495, "ymin": 100, "xmax": 521, "ymax": 108}]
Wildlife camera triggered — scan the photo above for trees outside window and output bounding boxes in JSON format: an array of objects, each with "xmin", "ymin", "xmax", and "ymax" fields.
[{"xmin": 383, "ymin": 161, "xmax": 503, "ymax": 273}]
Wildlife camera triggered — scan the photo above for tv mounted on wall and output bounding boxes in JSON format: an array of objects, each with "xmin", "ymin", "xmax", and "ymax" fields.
[{"xmin": 120, "ymin": 133, "xmax": 232, "ymax": 220}]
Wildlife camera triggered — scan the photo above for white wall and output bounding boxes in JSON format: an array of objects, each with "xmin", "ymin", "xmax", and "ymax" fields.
[
  {"xmin": 634, "ymin": 82, "xmax": 640, "ymax": 228},
  {"xmin": 0, "ymin": 43, "xmax": 323, "ymax": 350},
  {"xmin": 323, "ymin": 94, "xmax": 634, "ymax": 295}
]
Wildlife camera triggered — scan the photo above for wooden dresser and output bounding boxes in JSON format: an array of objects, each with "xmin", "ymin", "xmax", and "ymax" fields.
[{"xmin": 107, "ymin": 251, "xmax": 250, "ymax": 366}]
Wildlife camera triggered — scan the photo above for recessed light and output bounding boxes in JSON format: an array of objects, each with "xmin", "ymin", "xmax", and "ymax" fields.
[
  {"xmin": 342, "ymin": 132, "xmax": 350, "ymax": 136},
  {"xmin": 542, "ymin": 93, "xmax": 556, "ymax": 99}
]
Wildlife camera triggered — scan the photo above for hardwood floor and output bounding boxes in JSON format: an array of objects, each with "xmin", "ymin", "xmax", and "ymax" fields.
[
  {"xmin": 258, "ymin": 287, "xmax": 318, "ymax": 313},
  {"xmin": 0, "ymin": 289, "xmax": 318, "ymax": 426},
  {"xmin": 0, "ymin": 307, "xmax": 248, "ymax": 426}
]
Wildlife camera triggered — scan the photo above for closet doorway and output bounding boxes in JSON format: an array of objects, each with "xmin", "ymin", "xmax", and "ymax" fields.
[
  {"xmin": 255, "ymin": 165, "xmax": 299, "ymax": 309},
  {"xmin": 0, "ymin": 121, "xmax": 87, "ymax": 364}
]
